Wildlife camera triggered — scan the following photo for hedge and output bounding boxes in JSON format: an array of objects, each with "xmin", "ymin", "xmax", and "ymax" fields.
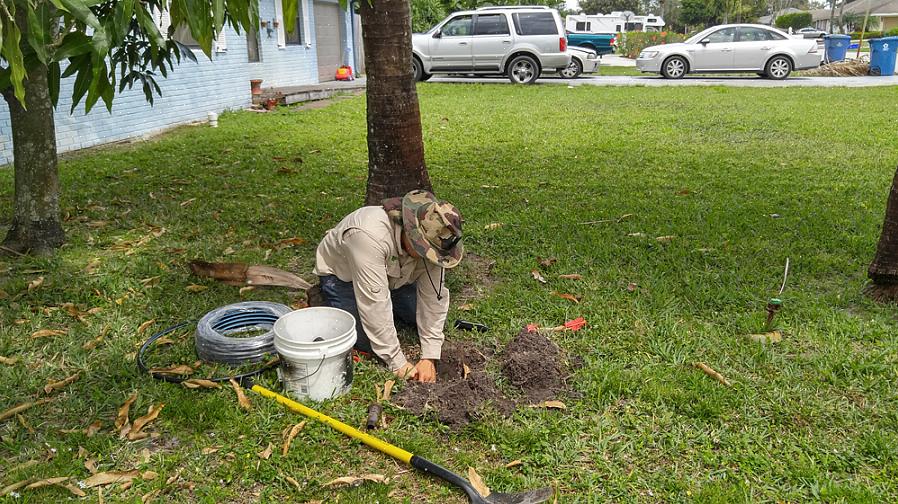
[
  {"xmin": 618, "ymin": 31, "xmax": 687, "ymax": 59},
  {"xmin": 775, "ymin": 12, "xmax": 813, "ymax": 30}
]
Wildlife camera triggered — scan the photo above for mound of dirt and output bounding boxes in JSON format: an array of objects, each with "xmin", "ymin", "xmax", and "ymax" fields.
[
  {"xmin": 393, "ymin": 330, "xmax": 574, "ymax": 428},
  {"xmin": 500, "ymin": 329, "xmax": 567, "ymax": 403}
]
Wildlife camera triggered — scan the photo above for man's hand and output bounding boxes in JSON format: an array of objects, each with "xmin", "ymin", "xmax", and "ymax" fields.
[
  {"xmin": 413, "ymin": 359, "xmax": 437, "ymax": 383},
  {"xmin": 393, "ymin": 362, "xmax": 417, "ymax": 380}
]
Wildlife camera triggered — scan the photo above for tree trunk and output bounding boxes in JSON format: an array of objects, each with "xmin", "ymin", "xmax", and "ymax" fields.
[
  {"xmin": 2, "ymin": 63, "xmax": 65, "ymax": 254},
  {"xmin": 867, "ymin": 166, "xmax": 898, "ymax": 302},
  {"xmin": 359, "ymin": 0, "xmax": 432, "ymax": 205}
]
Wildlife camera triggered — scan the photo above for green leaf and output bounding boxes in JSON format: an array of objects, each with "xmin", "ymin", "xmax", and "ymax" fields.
[
  {"xmin": 58, "ymin": 0, "xmax": 103, "ymax": 31},
  {"xmin": 48, "ymin": 61, "xmax": 61, "ymax": 106},
  {"xmin": 26, "ymin": 4, "xmax": 52, "ymax": 64},
  {"xmin": 91, "ymin": 24, "xmax": 110, "ymax": 54},
  {"xmin": 69, "ymin": 58, "xmax": 92, "ymax": 112},
  {"xmin": 84, "ymin": 57, "xmax": 107, "ymax": 113},
  {"xmin": 213, "ymin": 0, "xmax": 225, "ymax": 34},
  {"xmin": 282, "ymin": 0, "xmax": 297, "ymax": 34},
  {"xmin": 135, "ymin": 5, "xmax": 165, "ymax": 49},
  {"xmin": 55, "ymin": 31, "xmax": 93, "ymax": 60},
  {"xmin": 113, "ymin": 0, "xmax": 135, "ymax": 45},
  {"xmin": 3, "ymin": 19, "xmax": 27, "ymax": 106}
]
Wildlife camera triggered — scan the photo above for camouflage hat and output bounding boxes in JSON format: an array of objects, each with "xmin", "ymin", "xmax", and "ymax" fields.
[{"xmin": 400, "ymin": 190, "xmax": 464, "ymax": 269}]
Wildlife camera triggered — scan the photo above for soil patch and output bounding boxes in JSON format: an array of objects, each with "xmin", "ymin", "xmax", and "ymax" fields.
[
  {"xmin": 393, "ymin": 330, "xmax": 574, "ymax": 428},
  {"xmin": 455, "ymin": 253, "xmax": 497, "ymax": 305}
]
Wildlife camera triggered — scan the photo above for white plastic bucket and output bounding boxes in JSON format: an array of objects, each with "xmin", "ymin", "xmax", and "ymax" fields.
[{"xmin": 273, "ymin": 307, "xmax": 357, "ymax": 401}]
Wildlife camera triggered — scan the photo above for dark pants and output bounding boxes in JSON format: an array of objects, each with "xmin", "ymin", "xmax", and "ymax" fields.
[{"xmin": 318, "ymin": 275, "xmax": 417, "ymax": 354}]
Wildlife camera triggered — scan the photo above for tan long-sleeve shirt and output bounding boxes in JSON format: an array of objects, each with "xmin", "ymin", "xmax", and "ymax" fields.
[{"xmin": 313, "ymin": 206, "xmax": 449, "ymax": 370}]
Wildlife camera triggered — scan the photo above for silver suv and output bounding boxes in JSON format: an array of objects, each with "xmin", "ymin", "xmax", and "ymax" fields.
[{"xmin": 412, "ymin": 6, "xmax": 570, "ymax": 84}]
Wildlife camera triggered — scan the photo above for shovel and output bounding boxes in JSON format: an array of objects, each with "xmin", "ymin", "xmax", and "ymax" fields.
[{"xmin": 249, "ymin": 383, "xmax": 553, "ymax": 504}]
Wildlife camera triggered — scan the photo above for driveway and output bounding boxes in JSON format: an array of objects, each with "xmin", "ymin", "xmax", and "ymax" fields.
[{"xmin": 429, "ymin": 74, "xmax": 898, "ymax": 88}]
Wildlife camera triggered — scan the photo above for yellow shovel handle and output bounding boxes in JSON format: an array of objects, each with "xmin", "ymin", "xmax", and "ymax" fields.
[{"xmin": 250, "ymin": 384, "xmax": 413, "ymax": 464}]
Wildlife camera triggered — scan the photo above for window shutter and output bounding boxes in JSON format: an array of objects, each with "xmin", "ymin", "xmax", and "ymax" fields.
[
  {"xmin": 301, "ymin": 0, "xmax": 311, "ymax": 45},
  {"xmin": 274, "ymin": 0, "xmax": 287, "ymax": 47}
]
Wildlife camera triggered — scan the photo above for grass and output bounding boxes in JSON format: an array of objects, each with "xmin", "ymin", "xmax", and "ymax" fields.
[{"xmin": 3, "ymin": 82, "xmax": 898, "ymax": 503}]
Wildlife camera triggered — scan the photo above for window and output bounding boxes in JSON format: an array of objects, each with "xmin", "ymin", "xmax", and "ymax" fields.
[
  {"xmin": 246, "ymin": 25, "xmax": 261, "ymax": 62},
  {"xmin": 285, "ymin": 12, "xmax": 303, "ymax": 45},
  {"xmin": 474, "ymin": 14, "xmax": 509, "ymax": 36},
  {"xmin": 512, "ymin": 12, "xmax": 558, "ymax": 36},
  {"xmin": 575, "ymin": 21, "xmax": 590, "ymax": 32},
  {"xmin": 442, "ymin": 15, "xmax": 473, "ymax": 36},
  {"xmin": 172, "ymin": 23, "xmax": 200, "ymax": 48},
  {"xmin": 706, "ymin": 27, "xmax": 736, "ymax": 43},
  {"xmin": 624, "ymin": 22, "xmax": 643, "ymax": 31},
  {"xmin": 737, "ymin": 27, "xmax": 775, "ymax": 42}
]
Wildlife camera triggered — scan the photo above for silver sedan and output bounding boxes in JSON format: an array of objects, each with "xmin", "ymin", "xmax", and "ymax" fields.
[{"xmin": 636, "ymin": 24, "xmax": 821, "ymax": 80}]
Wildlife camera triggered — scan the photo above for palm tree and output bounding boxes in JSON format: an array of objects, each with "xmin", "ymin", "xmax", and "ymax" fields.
[
  {"xmin": 359, "ymin": 0, "xmax": 434, "ymax": 205},
  {"xmin": 868, "ymin": 166, "xmax": 898, "ymax": 302}
]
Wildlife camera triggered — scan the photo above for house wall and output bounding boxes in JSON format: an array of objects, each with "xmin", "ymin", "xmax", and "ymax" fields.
[
  {"xmin": 0, "ymin": 0, "xmax": 356, "ymax": 166},
  {"xmin": 883, "ymin": 16, "xmax": 898, "ymax": 31}
]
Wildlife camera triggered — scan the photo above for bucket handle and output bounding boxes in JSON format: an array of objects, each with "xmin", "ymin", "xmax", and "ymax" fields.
[{"xmin": 281, "ymin": 355, "xmax": 326, "ymax": 383}]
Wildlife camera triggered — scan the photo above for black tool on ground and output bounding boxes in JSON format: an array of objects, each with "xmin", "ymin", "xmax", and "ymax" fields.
[
  {"xmin": 764, "ymin": 258, "xmax": 790, "ymax": 331},
  {"xmin": 455, "ymin": 319, "xmax": 489, "ymax": 332},
  {"xmin": 365, "ymin": 402, "xmax": 383, "ymax": 430}
]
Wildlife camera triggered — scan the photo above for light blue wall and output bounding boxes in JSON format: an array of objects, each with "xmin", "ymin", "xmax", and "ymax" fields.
[{"xmin": 0, "ymin": 0, "xmax": 359, "ymax": 166}]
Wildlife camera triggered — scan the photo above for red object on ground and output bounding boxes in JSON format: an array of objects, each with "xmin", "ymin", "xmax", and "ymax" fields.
[
  {"xmin": 250, "ymin": 79, "xmax": 263, "ymax": 95},
  {"xmin": 562, "ymin": 317, "xmax": 586, "ymax": 331},
  {"xmin": 335, "ymin": 65, "xmax": 354, "ymax": 81},
  {"xmin": 525, "ymin": 323, "xmax": 540, "ymax": 333}
]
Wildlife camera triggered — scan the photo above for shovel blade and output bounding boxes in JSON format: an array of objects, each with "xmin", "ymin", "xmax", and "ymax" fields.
[{"xmin": 484, "ymin": 487, "xmax": 553, "ymax": 504}]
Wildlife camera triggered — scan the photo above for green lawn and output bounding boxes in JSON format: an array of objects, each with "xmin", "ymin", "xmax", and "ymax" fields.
[{"xmin": 3, "ymin": 83, "xmax": 898, "ymax": 503}]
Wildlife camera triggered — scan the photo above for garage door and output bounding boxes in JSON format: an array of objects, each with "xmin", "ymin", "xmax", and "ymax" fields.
[{"xmin": 314, "ymin": 1, "xmax": 344, "ymax": 82}]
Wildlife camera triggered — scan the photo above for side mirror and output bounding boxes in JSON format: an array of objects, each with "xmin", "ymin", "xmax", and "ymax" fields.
[
  {"xmin": 700, "ymin": 38, "xmax": 710, "ymax": 45},
  {"xmin": 433, "ymin": 30, "xmax": 442, "ymax": 38}
]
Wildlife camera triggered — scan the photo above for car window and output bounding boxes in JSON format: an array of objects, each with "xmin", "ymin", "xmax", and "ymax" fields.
[
  {"xmin": 513, "ymin": 12, "xmax": 558, "ymax": 36},
  {"xmin": 706, "ymin": 27, "xmax": 736, "ymax": 43},
  {"xmin": 442, "ymin": 15, "xmax": 473, "ymax": 36},
  {"xmin": 738, "ymin": 27, "xmax": 774, "ymax": 42},
  {"xmin": 474, "ymin": 14, "xmax": 510, "ymax": 36}
]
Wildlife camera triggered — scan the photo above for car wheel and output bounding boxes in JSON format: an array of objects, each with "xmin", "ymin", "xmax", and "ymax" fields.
[
  {"xmin": 765, "ymin": 56, "xmax": 792, "ymax": 80},
  {"xmin": 661, "ymin": 56, "xmax": 687, "ymax": 79},
  {"xmin": 412, "ymin": 57, "xmax": 424, "ymax": 82},
  {"xmin": 559, "ymin": 58, "xmax": 583, "ymax": 79},
  {"xmin": 507, "ymin": 55, "xmax": 540, "ymax": 84}
]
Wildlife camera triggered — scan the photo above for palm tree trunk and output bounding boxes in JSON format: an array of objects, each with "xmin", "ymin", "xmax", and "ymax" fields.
[
  {"xmin": 359, "ymin": 0, "xmax": 433, "ymax": 205},
  {"xmin": 2, "ymin": 62, "xmax": 65, "ymax": 254},
  {"xmin": 867, "ymin": 166, "xmax": 898, "ymax": 302}
]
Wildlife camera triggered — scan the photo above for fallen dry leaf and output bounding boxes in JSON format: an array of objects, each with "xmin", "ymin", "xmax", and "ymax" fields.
[
  {"xmin": 558, "ymin": 274, "xmax": 582, "ymax": 280},
  {"xmin": 537, "ymin": 257, "xmax": 557, "ymax": 269},
  {"xmin": 149, "ymin": 364, "xmax": 194, "ymax": 376},
  {"xmin": 84, "ymin": 459, "xmax": 98, "ymax": 474},
  {"xmin": 184, "ymin": 284, "xmax": 208, "ymax": 293},
  {"xmin": 285, "ymin": 475, "xmax": 302, "ymax": 490},
  {"xmin": 505, "ymin": 459, "xmax": 523, "ymax": 468},
  {"xmin": 483, "ymin": 222, "xmax": 503, "ymax": 231},
  {"xmin": 463, "ymin": 364, "xmax": 471, "ymax": 380},
  {"xmin": 272, "ymin": 236, "xmax": 305, "ymax": 249},
  {"xmin": 128, "ymin": 403, "xmax": 164, "ymax": 439},
  {"xmin": 655, "ymin": 235, "xmax": 676, "ymax": 243},
  {"xmin": 141, "ymin": 489, "xmax": 161, "ymax": 503},
  {"xmin": 530, "ymin": 270, "xmax": 547, "ymax": 284},
  {"xmin": 30, "ymin": 328, "xmax": 68, "ymax": 339},
  {"xmin": 137, "ymin": 319, "xmax": 156, "ymax": 335},
  {"xmin": 282, "ymin": 421, "xmax": 306, "ymax": 456},
  {"xmin": 201, "ymin": 447, "xmax": 219, "ymax": 455},
  {"xmin": 627, "ymin": 232, "xmax": 646, "ymax": 238},
  {"xmin": 467, "ymin": 467, "xmax": 491, "ymax": 497},
  {"xmin": 458, "ymin": 303, "xmax": 474, "ymax": 311},
  {"xmin": 693, "ymin": 362, "xmax": 731, "ymax": 387},
  {"xmin": 115, "ymin": 393, "xmax": 138, "ymax": 430},
  {"xmin": 43, "ymin": 373, "xmax": 80, "ymax": 394},
  {"xmin": 383, "ymin": 380, "xmax": 395, "ymax": 402},
  {"xmin": 747, "ymin": 330, "xmax": 783, "ymax": 344},
  {"xmin": 82, "ymin": 470, "xmax": 140, "ymax": 488},
  {"xmin": 27, "ymin": 276, "xmax": 44, "ymax": 291},
  {"xmin": 257, "ymin": 443, "xmax": 273, "ymax": 460},
  {"xmin": 63, "ymin": 483, "xmax": 87, "ymax": 497},
  {"xmin": 529, "ymin": 400, "xmax": 567, "ymax": 410},
  {"xmin": 0, "ymin": 399, "xmax": 51, "ymax": 422},
  {"xmin": 626, "ymin": 282, "xmax": 638, "ymax": 292},
  {"xmin": 0, "ymin": 479, "xmax": 30, "ymax": 497},
  {"xmin": 24, "ymin": 477, "xmax": 69, "ymax": 490},
  {"xmin": 181, "ymin": 379, "xmax": 221, "ymax": 389},
  {"xmin": 85, "ymin": 420, "xmax": 103, "ymax": 437},
  {"xmin": 229, "ymin": 378, "xmax": 252, "ymax": 410},
  {"xmin": 179, "ymin": 198, "xmax": 196, "ymax": 207},
  {"xmin": 551, "ymin": 291, "xmax": 581, "ymax": 304},
  {"xmin": 324, "ymin": 474, "xmax": 388, "ymax": 487},
  {"xmin": 239, "ymin": 286, "xmax": 255, "ymax": 296},
  {"xmin": 0, "ymin": 356, "xmax": 19, "ymax": 365}
]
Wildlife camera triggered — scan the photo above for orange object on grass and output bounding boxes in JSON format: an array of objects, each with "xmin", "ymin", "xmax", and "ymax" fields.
[{"xmin": 336, "ymin": 65, "xmax": 354, "ymax": 81}]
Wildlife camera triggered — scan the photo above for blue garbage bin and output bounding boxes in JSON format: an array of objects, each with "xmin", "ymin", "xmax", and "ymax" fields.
[
  {"xmin": 868, "ymin": 36, "xmax": 898, "ymax": 76},
  {"xmin": 824, "ymin": 34, "xmax": 851, "ymax": 63}
]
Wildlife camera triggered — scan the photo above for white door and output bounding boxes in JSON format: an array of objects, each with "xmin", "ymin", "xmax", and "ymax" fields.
[
  {"xmin": 314, "ymin": 1, "xmax": 343, "ymax": 82},
  {"xmin": 734, "ymin": 26, "xmax": 779, "ymax": 70},
  {"xmin": 430, "ymin": 15, "xmax": 473, "ymax": 71},
  {"xmin": 689, "ymin": 27, "xmax": 736, "ymax": 71},
  {"xmin": 471, "ymin": 13, "xmax": 512, "ymax": 71}
]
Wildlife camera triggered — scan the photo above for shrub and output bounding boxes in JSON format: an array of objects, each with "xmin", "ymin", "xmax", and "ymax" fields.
[
  {"xmin": 886, "ymin": 28, "xmax": 898, "ymax": 37},
  {"xmin": 850, "ymin": 30, "xmax": 883, "ymax": 40},
  {"xmin": 775, "ymin": 12, "xmax": 813, "ymax": 30},
  {"xmin": 617, "ymin": 31, "xmax": 687, "ymax": 59}
]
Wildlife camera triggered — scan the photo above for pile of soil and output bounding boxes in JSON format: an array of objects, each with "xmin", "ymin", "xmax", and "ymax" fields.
[{"xmin": 393, "ymin": 330, "xmax": 574, "ymax": 428}]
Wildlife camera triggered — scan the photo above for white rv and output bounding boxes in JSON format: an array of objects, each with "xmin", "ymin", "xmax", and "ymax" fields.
[{"xmin": 565, "ymin": 12, "xmax": 665, "ymax": 34}]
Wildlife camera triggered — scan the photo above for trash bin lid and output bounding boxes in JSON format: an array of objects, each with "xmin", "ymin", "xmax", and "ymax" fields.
[{"xmin": 824, "ymin": 34, "xmax": 851, "ymax": 40}]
